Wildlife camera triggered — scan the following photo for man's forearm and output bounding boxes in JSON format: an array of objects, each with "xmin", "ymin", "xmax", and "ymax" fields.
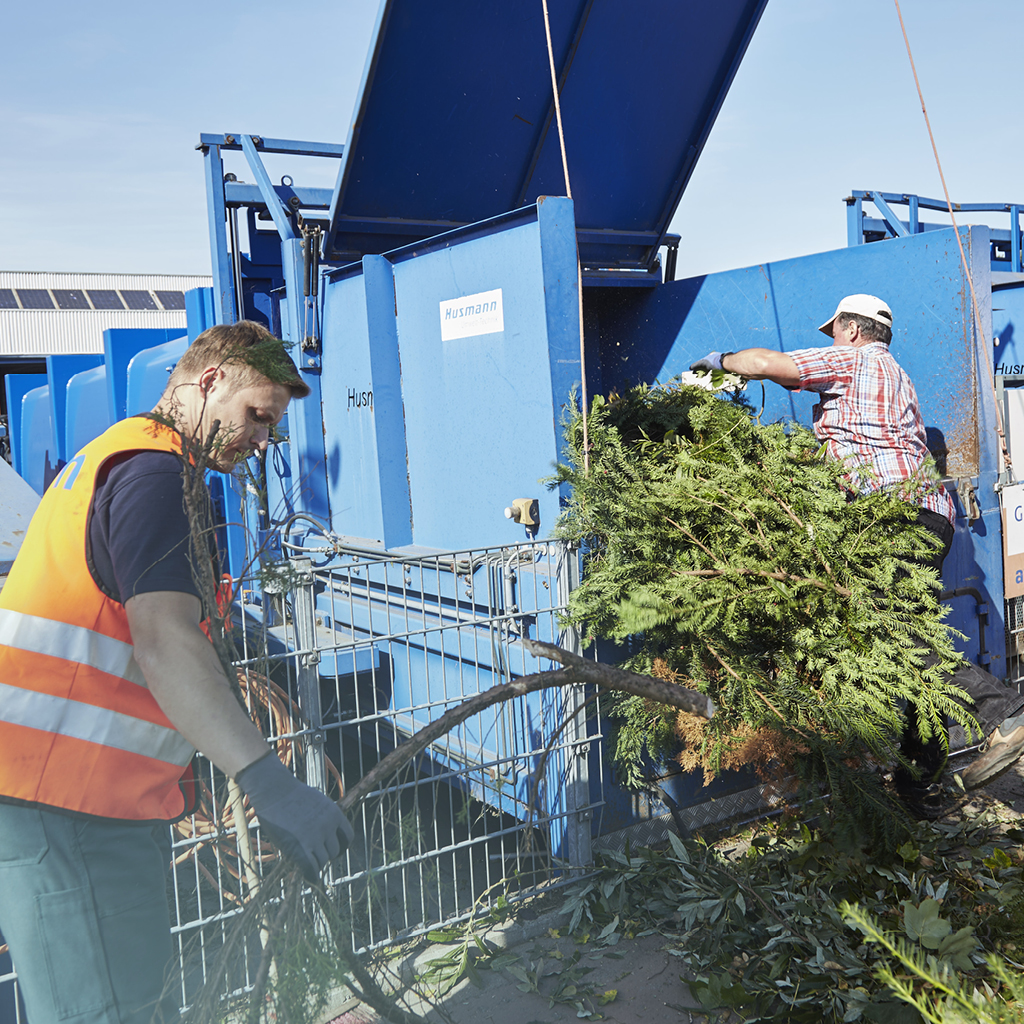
[
  {"xmin": 721, "ymin": 348, "xmax": 801, "ymax": 388},
  {"xmin": 127, "ymin": 591, "xmax": 270, "ymax": 777}
]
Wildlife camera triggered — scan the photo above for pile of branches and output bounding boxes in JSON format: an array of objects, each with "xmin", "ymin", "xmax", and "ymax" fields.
[
  {"xmin": 552, "ymin": 381, "xmax": 977, "ymax": 850},
  {"xmin": 561, "ymin": 813, "xmax": 1024, "ymax": 1023}
]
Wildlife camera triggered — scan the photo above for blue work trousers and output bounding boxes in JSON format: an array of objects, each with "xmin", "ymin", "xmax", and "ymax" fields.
[{"xmin": 0, "ymin": 802, "xmax": 178, "ymax": 1024}]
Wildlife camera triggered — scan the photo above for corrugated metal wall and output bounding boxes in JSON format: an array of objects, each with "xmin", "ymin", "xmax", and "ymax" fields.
[{"xmin": 0, "ymin": 271, "xmax": 211, "ymax": 356}]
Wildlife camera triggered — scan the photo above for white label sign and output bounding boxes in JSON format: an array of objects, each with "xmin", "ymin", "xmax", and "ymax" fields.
[
  {"xmin": 1005, "ymin": 483, "xmax": 1024, "ymax": 556},
  {"xmin": 439, "ymin": 288, "xmax": 504, "ymax": 341}
]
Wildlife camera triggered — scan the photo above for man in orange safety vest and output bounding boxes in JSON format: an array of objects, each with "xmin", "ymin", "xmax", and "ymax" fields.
[{"xmin": 0, "ymin": 321, "xmax": 352, "ymax": 1023}]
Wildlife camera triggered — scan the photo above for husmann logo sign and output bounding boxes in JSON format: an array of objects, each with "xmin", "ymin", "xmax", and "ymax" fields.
[{"xmin": 439, "ymin": 288, "xmax": 504, "ymax": 341}]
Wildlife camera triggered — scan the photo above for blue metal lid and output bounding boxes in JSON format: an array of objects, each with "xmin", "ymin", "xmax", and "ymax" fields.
[{"xmin": 324, "ymin": 0, "xmax": 768, "ymax": 279}]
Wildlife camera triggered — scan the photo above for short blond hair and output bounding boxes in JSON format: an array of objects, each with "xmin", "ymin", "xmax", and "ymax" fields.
[{"xmin": 167, "ymin": 321, "xmax": 311, "ymax": 399}]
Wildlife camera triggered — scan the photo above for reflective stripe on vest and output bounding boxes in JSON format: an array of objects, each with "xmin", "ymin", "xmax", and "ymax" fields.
[
  {"xmin": 0, "ymin": 682, "xmax": 194, "ymax": 766},
  {"xmin": 0, "ymin": 608, "xmax": 148, "ymax": 688}
]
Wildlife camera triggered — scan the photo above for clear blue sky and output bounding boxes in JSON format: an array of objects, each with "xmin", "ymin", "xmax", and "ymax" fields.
[{"xmin": 1, "ymin": 0, "xmax": 1020, "ymax": 280}]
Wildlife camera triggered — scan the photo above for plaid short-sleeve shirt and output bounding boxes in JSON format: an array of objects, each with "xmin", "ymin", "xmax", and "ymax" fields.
[{"xmin": 788, "ymin": 342, "xmax": 955, "ymax": 524}]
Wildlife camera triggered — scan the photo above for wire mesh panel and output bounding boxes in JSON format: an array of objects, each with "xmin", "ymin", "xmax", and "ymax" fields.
[
  {"xmin": 164, "ymin": 538, "xmax": 603, "ymax": 1011},
  {"xmin": 0, "ymin": 960, "xmax": 25, "ymax": 1024},
  {"xmin": 1006, "ymin": 595, "xmax": 1024, "ymax": 685}
]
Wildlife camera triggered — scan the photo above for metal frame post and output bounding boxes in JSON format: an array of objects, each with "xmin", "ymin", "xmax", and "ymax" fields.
[
  {"xmin": 280, "ymin": 235, "xmax": 330, "ymax": 519},
  {"xmin": 868, "ymin": 191, "xmax": 909, "ymax": 239},
  {"xmin": 1012, "ymin": 205, "xmax": 1022, "ymax": 273},
  {"xmin": 289, "ymin": 556, "xmax": 327, "ymax": 793},
  {"xmin": 201, "ymin": 141, "xmax": 237, "ymax": 325},
  {"xmin": 240, "ymin": 135, "xmax": 298, "ymax": 243},
  {"xmin": 557, "ymin": 543, "xmax": 593, "ymax": 871},
  {"xmin": 846, "ymin": 195, "xmax": 863, "ymax": 246}
]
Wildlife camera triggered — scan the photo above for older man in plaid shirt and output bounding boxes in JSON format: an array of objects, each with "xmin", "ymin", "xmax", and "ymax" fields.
[{"xmin": 693, "ymin": 294, "xmax": 1024, "ymax": 816}]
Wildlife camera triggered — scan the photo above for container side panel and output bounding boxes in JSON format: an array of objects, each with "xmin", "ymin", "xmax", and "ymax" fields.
[
  {"xmin": 392, "ymin": 216, "xmax": 568, "ymax": 549},
  {"xmin": 125, "ymin": 337, "xmax": 189, "ymax": 418},
  {"xmin": 103, "ymin": 328, "xmax": 186, "ymax": 424},
  {"xmin": 365, "ymin": 255, "xmax": 413, "ymax": 547},
  {"xmin": 320, "ymin": 273, "xmax": 388, "ymax": 543}
]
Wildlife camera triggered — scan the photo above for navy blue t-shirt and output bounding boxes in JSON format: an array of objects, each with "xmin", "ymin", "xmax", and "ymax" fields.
[{"xmin": 87, "ymin": 450, "xmax": 206, "ymax": 605}]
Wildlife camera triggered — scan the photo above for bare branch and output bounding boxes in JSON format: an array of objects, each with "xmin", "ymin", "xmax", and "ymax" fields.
[
  {"xmin": 521, "ymin": 639, "xmax": 715, "ymax": 718},
  {"xmin": 340, "ymin": 645, "xmax": 713, "ymax": 813},
  {"xmin": 671, "ymin": 566, "xmax": 852, "ymax": 599}
]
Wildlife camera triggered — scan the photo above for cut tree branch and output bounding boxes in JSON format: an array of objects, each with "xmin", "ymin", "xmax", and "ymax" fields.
[
  {"xmin": 339, "ymin": 641, "xmax": 713, "ymax": 813},
  {"xmin": 672, "ymin": 567, "xmax": 852, "ymax": 599}
]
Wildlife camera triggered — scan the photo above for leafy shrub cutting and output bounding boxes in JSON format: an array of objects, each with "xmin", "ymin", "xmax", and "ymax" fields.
[
  {"xmin": 552, "ymin": 381, "xmax": 979, "ymax": 848},
  {"xmin": 559, "ymin": 813, "xmax": 1024, "ymax": 1023}
]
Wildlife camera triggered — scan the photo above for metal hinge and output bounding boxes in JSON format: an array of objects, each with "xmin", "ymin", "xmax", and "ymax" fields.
[{"xmin": 958, "ymin": 477, "xmax": 981, "ymax": 521}]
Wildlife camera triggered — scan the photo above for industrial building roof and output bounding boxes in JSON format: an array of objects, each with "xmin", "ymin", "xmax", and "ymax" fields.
[{"xmin": 0, "ymin": 271, "xmax": 211, "ymax": 357}]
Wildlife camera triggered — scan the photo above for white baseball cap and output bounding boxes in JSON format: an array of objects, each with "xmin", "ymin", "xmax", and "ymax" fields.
[{"xmin": 818, "ymin": 294, "xmax": 893, "ymax": 336}]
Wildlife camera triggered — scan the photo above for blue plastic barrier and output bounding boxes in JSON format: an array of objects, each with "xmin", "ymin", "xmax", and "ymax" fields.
[
  {"xmin": 65, "ymin": 366, "xmax": 112, "ymax": 457},
  {"xmin": 102, "ymin": 328, "xmax": 187, "ymax": 424},
  {"xmin": 19, "ymin": 385, "xmax": 56, "ymax": 496},
  {"xmin": 46, "ymin": 355, "xmax": 104, "ymax": 464},
  {"xmin": 4, "ymin": 373, "xmax": 46, "ymax": 479},
  {"xmin": 126, "ymin": 336, "xmax": 189, "ymax": 417}
]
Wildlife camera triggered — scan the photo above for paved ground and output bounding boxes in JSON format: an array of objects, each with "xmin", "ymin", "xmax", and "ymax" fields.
[
  {"xmin": 324, "ymin": 760, "xmax": 1024, "ymax": 1024},
  {"xmin": 323, "ymin": 923, "xmax": 705, "ymax": 1024},
  {"xmin": 426, "ymin": 929, "xmax": 703, "ymax": 1024},
  {"xmin": 319, "ymin": 875, "xmax": 707, "ymax": 1024}
]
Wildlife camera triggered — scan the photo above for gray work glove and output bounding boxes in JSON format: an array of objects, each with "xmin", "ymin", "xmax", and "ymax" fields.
[
  {"xmin": 236, "ymin": 751, "xmax": 354, "ymax": 883},
  {"xmin": 689, "ymin": 351, "xmax": 732, "ymax": 373}
]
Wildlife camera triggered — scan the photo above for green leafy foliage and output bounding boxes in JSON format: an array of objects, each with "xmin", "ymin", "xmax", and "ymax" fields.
[
  {"xmin": 416, "ymin": 895, "xmax": 514, "ymax": 996},
  {"xmin": 844, "ymin": 902, "xmax": 1024, "ymax": 1024},
  {"xmin": 552, "ymin": 381, "xmax": 978, "ymax": 848},
  {"xmin": 559, "ymin": 814, "xmax": 1024, "ymax": 1023},
  {"xmin": 901, "ymin": 899, "xmax": 979, "ymax": 969},
  {"xmin": 415, "ymin": 893, "xmax": 615, "ymax": 1020}
]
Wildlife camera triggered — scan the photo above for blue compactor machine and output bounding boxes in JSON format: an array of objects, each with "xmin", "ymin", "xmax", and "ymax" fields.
[{"xmin": 4, "ymin": 1, "xmax": 1022, "ymax": 942}]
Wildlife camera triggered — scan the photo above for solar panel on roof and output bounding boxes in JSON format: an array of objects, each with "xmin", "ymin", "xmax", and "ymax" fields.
[
  {"xmin": 120, "ymin": 290, "xmax": 158, "ymax": 311},
  {"xmin": 17, "ymin": 290, "xmax": 54, "ymax": 309},
  {"xmin": 0, "ymin": 290, "xmax": 17, "ymax": 309},
  {"xmin": 53, "ymin": 289, "xmax": 90, "ymax": 310},
  {"xmin": 155, "ymin": 291, "xmax": 186, "ymax": 310},
  {"xmin": 87, "ymin": 290, "xmax": 125, "ymax": 310}
]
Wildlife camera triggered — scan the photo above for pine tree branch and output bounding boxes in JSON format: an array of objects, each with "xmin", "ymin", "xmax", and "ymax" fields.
[
  {"xmin": 665, "ymin": 516, "xmax": 716, "ymax": 559},
  {"xmin": 687, "ymin": 492, "xmax": 774, "ymax": 553},
  {"xmin": 672, "ymin": 566, "xmax": 852, "ymax": 598}
]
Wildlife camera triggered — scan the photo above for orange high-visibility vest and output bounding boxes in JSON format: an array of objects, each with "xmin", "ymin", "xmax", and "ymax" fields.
[{"xmin": 0, "ymin": 416, "xmax": 200, "ymax": 821}]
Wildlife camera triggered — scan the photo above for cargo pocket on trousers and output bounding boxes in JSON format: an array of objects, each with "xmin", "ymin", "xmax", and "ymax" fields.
[
  {"xmin": 37, "ymin": 887, "xmax": 116, "ymax": 1020},
  {"xmin": 0, "ymin": 807, "xmax": 48, "ymax": 866}
]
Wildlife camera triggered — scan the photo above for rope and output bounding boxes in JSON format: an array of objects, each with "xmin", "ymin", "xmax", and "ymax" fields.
[
  {"xmin": 893, "ymin": 0, "xmax": 1013, "ymax": 477},
  {"xmin": 541, "ymin": 0, "xmax": 590, "ymax": 472}
]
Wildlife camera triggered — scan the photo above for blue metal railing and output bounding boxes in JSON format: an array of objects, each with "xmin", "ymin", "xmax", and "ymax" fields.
[{"xmin": 848, "ymin": 189, "xmax": 1024, "ymax": 273}]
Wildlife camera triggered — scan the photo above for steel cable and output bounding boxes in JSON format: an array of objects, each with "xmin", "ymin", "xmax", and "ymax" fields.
[{"xmin": 541, "ymin": 0, "xmax": 591, "ymax": 473}]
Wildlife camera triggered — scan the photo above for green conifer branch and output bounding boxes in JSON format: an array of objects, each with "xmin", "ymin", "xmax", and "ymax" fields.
[{"xmin": 551, "ymin": 380, "xmax": 980, "ymax": 849}]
